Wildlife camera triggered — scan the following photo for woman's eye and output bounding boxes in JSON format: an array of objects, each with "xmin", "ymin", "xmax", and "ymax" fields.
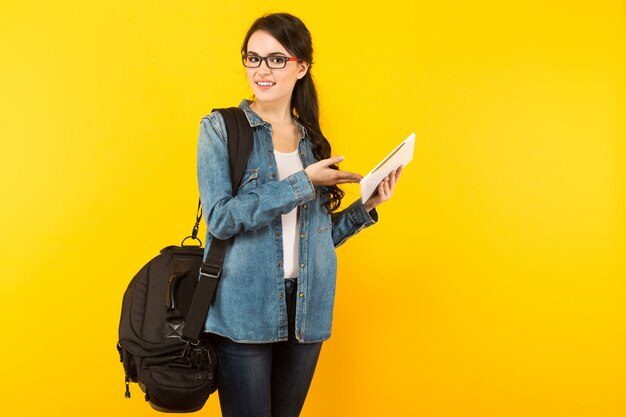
[
  {"xmin": 248, "ymin": 56, "xmax": 261, "ymax": 63},
  {"xmin": 271, "ymin": 57, "xmax": 287, "ymax": 64}
]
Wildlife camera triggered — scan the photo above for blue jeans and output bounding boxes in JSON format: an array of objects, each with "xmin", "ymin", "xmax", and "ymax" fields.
[{"xmin": 211, "ymin": 279, "xmax": 323, "ymax": 417}]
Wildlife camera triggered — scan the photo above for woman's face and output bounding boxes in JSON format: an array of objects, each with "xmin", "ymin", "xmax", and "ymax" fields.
[{"xmin": 245, "ymin": 30, "xmax": 309, "ymax": 105}]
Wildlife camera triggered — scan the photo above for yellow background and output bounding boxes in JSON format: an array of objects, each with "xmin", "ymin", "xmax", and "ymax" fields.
[{"xmin": 1, "ymin": 1, "xmax": 624, "ymax": 416}]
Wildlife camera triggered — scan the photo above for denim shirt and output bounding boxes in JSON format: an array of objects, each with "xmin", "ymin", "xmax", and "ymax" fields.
[{"xmin": 197, "ymin": 100, "xmax": 378, "ymax": 343}]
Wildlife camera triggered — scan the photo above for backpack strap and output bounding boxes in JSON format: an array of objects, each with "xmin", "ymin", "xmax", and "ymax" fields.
[
  {"xmin": 222, "ymin": 107, "xmax": 254, "ymax": 195},
  {"xmin": 182, "ymin": 107, "xmax": 253, "ymax": 343}
]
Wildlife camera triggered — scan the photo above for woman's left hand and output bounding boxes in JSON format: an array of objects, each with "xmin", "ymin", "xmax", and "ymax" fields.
[{"xmin": 363, "ymin": 166, "xmax": 403, "ymax": 212}]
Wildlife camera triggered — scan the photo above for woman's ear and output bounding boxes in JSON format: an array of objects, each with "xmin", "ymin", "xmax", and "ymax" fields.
[{"xmin": 296, "ymin": 61, "xmax": 310, "ymax": 79}]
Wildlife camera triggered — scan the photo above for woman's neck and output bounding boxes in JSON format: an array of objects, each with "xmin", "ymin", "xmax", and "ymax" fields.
[{"xmin": 250, "ymin": 99, "xmax": 293, "ymax": 127}]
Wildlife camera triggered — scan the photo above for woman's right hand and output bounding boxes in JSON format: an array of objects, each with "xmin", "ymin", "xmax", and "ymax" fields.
[{"xmin": 304, "ymin": 156, "xmax": 363, "ymax": 186}]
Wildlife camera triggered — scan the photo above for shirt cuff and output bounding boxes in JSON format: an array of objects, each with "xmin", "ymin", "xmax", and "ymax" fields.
[
  {"xmin": 347, "ymin": 199, "xmax": 378, "ymax": 227},
  {"xmin": 287, "ymin": 170, "xmax": 316, "ymax": 204}
]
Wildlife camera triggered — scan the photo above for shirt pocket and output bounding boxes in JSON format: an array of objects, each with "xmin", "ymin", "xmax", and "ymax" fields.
[{"xmin": 237, "ymin": 168, "xmax": 259, "ymax": 193}]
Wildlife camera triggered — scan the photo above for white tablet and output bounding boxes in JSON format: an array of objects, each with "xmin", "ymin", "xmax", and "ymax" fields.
[{"xmin": 360, "ymin": 133, "xmax": 415, "ymax": 204}]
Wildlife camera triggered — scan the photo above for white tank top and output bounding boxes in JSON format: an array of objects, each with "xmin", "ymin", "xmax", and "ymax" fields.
[{"xmin": 274, "ymin": 148, "xmax": 304, "ymax": 279}]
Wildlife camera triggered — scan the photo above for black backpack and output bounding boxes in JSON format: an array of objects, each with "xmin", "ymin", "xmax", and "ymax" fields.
[{"xmin": 117, "ymin": 107, "xmax": 253, "ymax": 413}]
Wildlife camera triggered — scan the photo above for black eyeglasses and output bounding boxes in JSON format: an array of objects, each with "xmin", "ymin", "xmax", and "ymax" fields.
[{"xmin": 241, "ymin": 54, "xmax": 299, "ymax": 69}]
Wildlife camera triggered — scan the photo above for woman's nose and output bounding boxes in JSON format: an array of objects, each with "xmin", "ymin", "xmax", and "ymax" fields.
[{"xmin": 258, "ymin": 59, "xmax": 272, "ymax": 72}]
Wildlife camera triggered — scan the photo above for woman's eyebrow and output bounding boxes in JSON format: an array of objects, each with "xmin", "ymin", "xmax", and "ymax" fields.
[{"xmin": 246, "ymin": 50, "xmax": 288, "ymax": 56}]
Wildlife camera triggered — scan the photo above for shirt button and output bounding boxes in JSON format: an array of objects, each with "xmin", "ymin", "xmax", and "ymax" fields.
[
  {"xmin": 298, "ymin": 292, "xmax": 304, "ymax": 298},
  {"xmin": 300, "ymin": 234, "xmax": 305, "ymax": 238},
  {"xmin": 300, "ymin": 263, "xmax": 305, "ymax": 269},
  {"xmin": 303, "ymin": 204, "xmax": 307, "ymax": 209},
  {"xmin": 299, "ymin": 152, "xmax": 304, "ymax": 156},
  {"xmin": 270, "ymin": 173, "xmax": 276, "ymax": 178}
]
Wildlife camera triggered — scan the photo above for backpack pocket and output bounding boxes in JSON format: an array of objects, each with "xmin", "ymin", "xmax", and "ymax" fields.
[{"xmin": 142, "ymin": 365, "xmax": 215, "ymax": 412}]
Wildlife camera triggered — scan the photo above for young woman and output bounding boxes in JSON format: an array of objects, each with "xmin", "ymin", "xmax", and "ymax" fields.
[{"xmin": 197, "ymin": 12, "xmax": 401, "ymax": 417}]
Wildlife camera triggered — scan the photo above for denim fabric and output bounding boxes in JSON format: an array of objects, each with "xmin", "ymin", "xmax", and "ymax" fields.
[
  {"xmin": 197, "ymin": 99, "xmax": 378, "ymax": 343},
  {"xmin": 211, "ymin": 279, "xmax": 322, "ymax": 417}
]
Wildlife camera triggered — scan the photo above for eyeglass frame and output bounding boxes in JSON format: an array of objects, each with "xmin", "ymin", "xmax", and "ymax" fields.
[{"xmin": 241, "ymin": 53, "xmax": 301, "ymax": 69}]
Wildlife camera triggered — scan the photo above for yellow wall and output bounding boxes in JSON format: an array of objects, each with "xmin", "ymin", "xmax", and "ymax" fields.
[{"xmin": 1, "ymin": 1, "xmax": 624, "ymax": 416}]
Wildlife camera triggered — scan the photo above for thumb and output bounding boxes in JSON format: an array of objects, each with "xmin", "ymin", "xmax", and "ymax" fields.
[{"xmin": 321, "ymin": 155, "xmax": 345, "ymax": 167}]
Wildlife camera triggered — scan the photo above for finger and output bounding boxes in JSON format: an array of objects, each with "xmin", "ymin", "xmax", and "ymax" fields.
[
  {"xmin": 320, "ymin": 155, "xmax": 345, "ymax": 168},
  {"xmin": 393, "ymin": 166, "xmax": 403, "ymax": 184},
  {"xmin": 334, "ymin": 170, "xmax": 363, "ymax": 182},
  {"xmin": 336, "ymin": 177, "xmax": 361, "ymax": 184},
  {"xmin": 383, "ymin": 177, "xmax": 391, "ymax": 198},
  {"xmin": 396, "ymin": 166, "xmax": 403, "ymax": 180},
  {"xmin": 388, "ymin": 171, "xmax": 397, "ymax": 192},
  {"xmin": 388, "ymin": 167, "xmax": 401, "ymax": 190},
  {"xmin": 379, "ymin": 178, "xmax": 389, "ymax": 199}
]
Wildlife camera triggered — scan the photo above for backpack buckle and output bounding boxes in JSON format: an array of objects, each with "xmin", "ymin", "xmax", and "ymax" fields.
[
  {"xmin": 179, "ymin": 336, "xmax": 200, "ymax": 346},
  {"xmin": 199, "ymin": 263, "xmax": 221, "ymax": 280},
  {"xmin": 170, "ymin": 340, "xmax": 197, "ymax": 368}
]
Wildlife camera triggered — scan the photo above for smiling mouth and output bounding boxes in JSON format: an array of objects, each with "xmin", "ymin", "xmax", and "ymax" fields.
[{"xmin": 256, "ymin": 81, "xmax": 276, "ymax": 87}]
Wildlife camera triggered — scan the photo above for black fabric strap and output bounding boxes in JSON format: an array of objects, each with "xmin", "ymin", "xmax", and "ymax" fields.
[{"xmin": 182, "ymin": 107, "xmax": 253, "ymax": 342}]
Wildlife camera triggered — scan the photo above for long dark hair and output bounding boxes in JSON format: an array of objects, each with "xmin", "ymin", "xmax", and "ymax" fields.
[{"xmin": 242, "ymin": 13, "xmax": 344, "ymax": 212}]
